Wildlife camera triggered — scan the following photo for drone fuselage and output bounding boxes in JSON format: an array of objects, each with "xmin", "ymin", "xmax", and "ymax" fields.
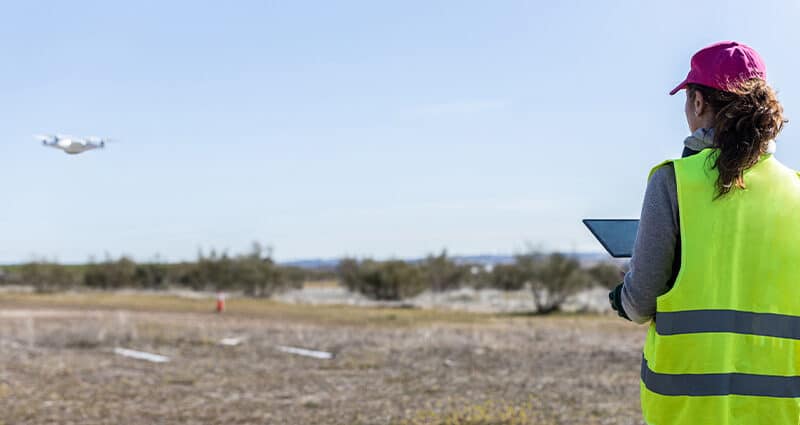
[{"xmin": 45, "ymin": 138, "xmax": 103, "ymax": 154}]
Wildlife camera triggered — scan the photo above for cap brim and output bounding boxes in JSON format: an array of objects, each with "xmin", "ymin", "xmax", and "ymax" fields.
[{"xmin": 669, "ymin": 78, "xmax": 688, "ymax": 95}]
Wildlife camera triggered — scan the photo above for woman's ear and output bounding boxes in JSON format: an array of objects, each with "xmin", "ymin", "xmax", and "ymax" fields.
[{"xmin": 693, "ymin": 90, "xmax": 706, "ymax": 117}]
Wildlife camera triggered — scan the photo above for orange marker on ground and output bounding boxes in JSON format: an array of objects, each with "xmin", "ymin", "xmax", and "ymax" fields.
[{"xmin": 216, "ymin": 292, "xmax": 225, "ymax": 313}]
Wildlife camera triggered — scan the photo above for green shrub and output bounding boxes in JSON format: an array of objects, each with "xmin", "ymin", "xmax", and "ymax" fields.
[
  {"xmin": 420, "ymin": 251, "xmax": 468, "ymax": 292},
  {"xmin": 489, "ymin": 263, "xmax": 527, "ymax": 291},
  {"xmin": 337, "ymin": 258, "xmax": 360, "ymax": 290},
  {"xmin": 133, "ymin": 263, "xmax": 169, "ymax": 289},
  {"xmin": 526, "ymin": 252, "xmax": 590, "ymax": 314},
  {"xmin": 18, "ymin": 262, "xmax": 81, "ymax": 293},
  {"xmin": 172, "ymin": 245, "xmax": 298, "ymax": 296},
  {"xmin": 484, "ymin": 252, "xmax": 592, "ymax": 314},
  {"xmin": 339, "ymin": 259, "xmax": 427, "ymax": 300},
  {"xmin": 84, "ymin": 257, "xmax": 137, "ymax": 290}
]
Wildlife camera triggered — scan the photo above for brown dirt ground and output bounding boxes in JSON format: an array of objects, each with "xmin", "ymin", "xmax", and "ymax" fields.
[{"xmin": 0, "ymin": 293, "xmax": 647, "ymax": 425}]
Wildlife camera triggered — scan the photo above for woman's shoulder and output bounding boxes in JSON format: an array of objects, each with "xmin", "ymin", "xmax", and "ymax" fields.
[
  {"xmin": 648, "ymin": 161, "xmax": 675, "ymax": 184},
  {"xmin": 645, "ymin": 162, "xmax": 678, "ymax": 214}
]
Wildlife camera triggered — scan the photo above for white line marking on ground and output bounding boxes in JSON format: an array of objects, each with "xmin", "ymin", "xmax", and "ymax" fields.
[
  {"xmin": 114, "ymin": 347, "xmax": 170, "ymax": 363},
  {"xmin": 276, "ymin": 345, "xmax": 334, "ymax": 360}
]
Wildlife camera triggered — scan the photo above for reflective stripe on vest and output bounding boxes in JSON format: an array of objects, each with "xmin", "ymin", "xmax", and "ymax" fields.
[
  {"xmin": 642, "ymin": 356, "xmax": 800, "ymax": 398},
  {"xmin": 640, "ymin": 148, "xmax": 800, "ymax": 424},
  {"xmin": 655, "ymin": 309, "xmax": 800, "ymax": 340}
]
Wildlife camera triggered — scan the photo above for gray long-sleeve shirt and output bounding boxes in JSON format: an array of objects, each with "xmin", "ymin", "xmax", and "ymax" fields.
[{"xmin": 620, "ymin": 129, "xmax": 713, "ymax": 324}]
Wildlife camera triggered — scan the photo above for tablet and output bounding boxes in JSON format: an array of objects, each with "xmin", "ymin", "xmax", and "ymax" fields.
[{"xmin": 582, "ymin": 219, "xmax": 639, "ymax": 258}]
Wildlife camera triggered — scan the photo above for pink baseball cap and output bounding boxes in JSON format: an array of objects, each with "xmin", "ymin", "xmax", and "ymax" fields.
[{"xmin": 669, "ymin": 41, "xmax": 767, "ymax": 95}]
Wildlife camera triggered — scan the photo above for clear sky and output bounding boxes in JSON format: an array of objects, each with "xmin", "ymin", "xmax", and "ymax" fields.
[{"xmin": 2, "ymin": 1, "xmax": 799, "ymax": 263}]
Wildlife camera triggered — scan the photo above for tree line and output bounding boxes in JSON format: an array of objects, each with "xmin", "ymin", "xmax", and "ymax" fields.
[
  {"xmin": 1, "ymin": 247, "xmax": 623, "ymax": 313},
  {"xmin": 1, "ymin": 244, "xmax": 320, "ymax": 296},
  {"xmin": 339, "ymin": 251, "xmax": 622, "ymax": 313}
]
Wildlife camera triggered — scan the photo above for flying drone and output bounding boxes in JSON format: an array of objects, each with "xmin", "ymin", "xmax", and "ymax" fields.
[{"xmin": 34, "ymin": 134, "xmax": 114, "ymax": 155}]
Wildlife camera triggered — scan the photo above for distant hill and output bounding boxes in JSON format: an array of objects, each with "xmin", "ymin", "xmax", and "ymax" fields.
[
  {"xmin": 279, "ymin": 258, "xmax": 342, "ymax": 270},
  {"xmin": 279, "ymin": 252, "xmax": 614, "ymax": 270}
]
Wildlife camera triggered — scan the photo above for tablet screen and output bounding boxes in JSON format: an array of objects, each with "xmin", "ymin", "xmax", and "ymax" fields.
[{"xmin": 583, "ymin": 219, "xmax": 639, "ymax": 258}]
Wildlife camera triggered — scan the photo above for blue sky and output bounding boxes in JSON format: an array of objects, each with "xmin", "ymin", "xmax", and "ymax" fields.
[{"xmin": 1, "ymin": 1, "xmax": 799, "ymax": 263}]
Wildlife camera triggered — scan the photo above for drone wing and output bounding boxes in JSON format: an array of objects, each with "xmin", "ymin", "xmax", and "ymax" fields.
[
  {"xmin": 86, "ymin": 137, "xmax": 117, "ymax": 147},
  {"xmin": 33, "ymin": 134, "xmax": 60, "ymax": 148},
  {"xmin": 33, "ymin": 134, "xmax": 55, "ymax": 142}
]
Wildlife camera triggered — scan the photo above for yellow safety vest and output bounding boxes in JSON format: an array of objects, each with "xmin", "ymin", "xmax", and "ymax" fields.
[{"xmin": 640, "ymin": 148, "xmax": 800, "ymax": 424}]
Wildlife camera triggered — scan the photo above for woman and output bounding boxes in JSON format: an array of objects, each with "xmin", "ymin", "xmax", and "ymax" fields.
[{"xmin": 609, "ymin": 41, "xmax": 800, "ymax": 424}]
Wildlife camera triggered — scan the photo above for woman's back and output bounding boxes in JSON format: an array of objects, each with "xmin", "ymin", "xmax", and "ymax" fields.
[
  {"xmin": 610, "ymin": 41, "xmax": 800, "ymax": 424},
  {"xmin": 641, "ymin": 148, "xmax": 800, "ymax": 424}
]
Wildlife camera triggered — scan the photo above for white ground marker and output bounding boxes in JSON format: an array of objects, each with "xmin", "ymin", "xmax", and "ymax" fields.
[
  {"xmin": 114, "ymin": 347, "xmax": 170, "ymax": 363},
  {"xmin": 276, "ymin": 345, "xmax": 334, "ymax": 360},
  {"xmin": 219, "ymin": 337, "xmax": 245, "ymax": 346}
]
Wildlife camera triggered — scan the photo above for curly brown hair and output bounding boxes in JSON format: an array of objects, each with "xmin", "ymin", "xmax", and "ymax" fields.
[{"xmin": 687, "ymin": 79, "xmax": 787, "ymax": 197}]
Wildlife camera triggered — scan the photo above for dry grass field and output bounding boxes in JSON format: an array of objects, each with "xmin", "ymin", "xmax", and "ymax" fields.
[{"xmin": 0, "ymin": 292, "xmax": 647, "ymax": 424}]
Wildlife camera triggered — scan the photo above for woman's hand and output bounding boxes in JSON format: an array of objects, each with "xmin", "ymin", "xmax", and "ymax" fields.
[{"xmin": 609, "ymin": 283, "xmax": 631, "ymax": 321}]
